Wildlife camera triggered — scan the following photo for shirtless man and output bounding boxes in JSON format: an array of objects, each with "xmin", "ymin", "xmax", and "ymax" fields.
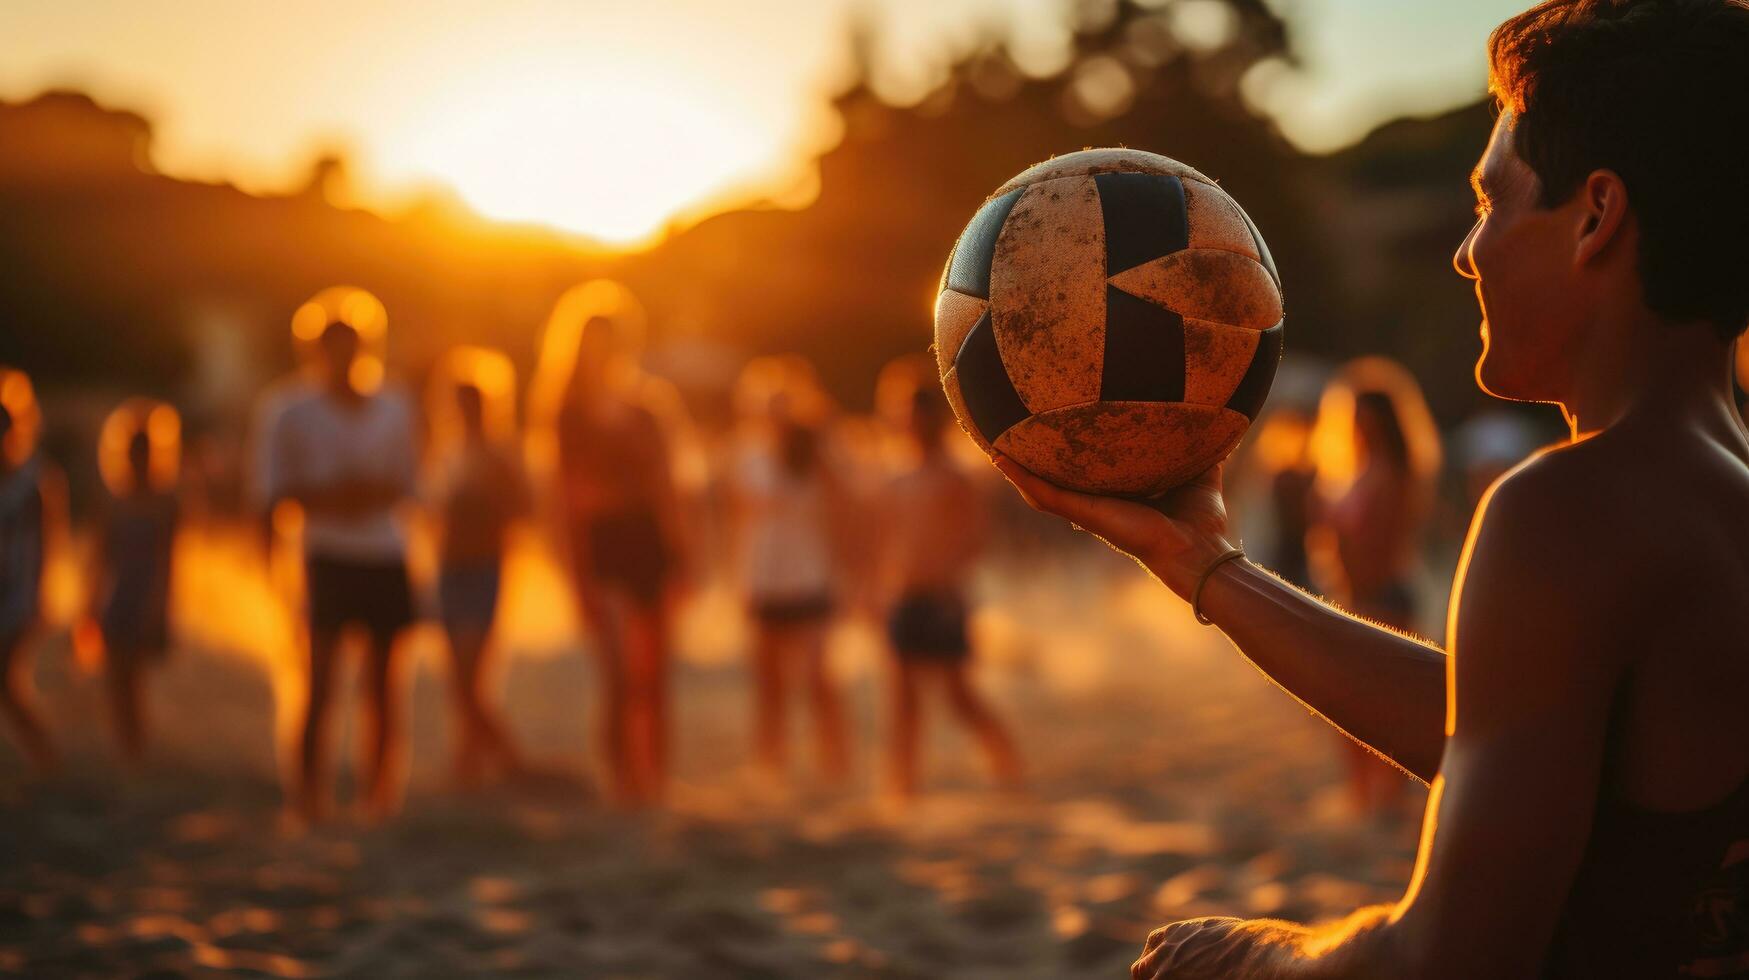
[
  {"xmin": 998, "ymin": 0, "xmax": 1749, "ymax": 975},
  {"xmin": 879, "ymin": 360, "xmax": 1021, "ymax": 799}
]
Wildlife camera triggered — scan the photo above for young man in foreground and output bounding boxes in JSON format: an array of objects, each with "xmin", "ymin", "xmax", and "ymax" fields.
[{"xmin": 999, "ymin": 0, "xmax": 1749, "ymax": 975}]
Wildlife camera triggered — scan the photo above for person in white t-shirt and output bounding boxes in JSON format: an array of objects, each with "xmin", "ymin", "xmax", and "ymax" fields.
[
  {"xmin": 726, "ymin": 356, "xmax": 852, "ymax": 786},
  {"xmin": 251, "ymin": 287, "xmax": 417, "ymax": 823}
]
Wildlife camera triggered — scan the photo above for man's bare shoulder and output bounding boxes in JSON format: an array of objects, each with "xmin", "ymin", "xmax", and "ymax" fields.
[{"xmin": 1470, "ymin": 438, "xmax": 1649, "ymax": 607}]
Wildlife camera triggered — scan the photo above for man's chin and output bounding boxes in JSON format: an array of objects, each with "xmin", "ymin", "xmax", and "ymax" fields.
[{"xmin": 1475, "ymin": 353, "xmax": 1547, "ymax": 403}]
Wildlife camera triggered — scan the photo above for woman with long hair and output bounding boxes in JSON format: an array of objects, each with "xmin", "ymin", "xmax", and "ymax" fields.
[
  {"xmin": 530, "ymin": 281, "xmax": 691, "ymax": 806},
  {"xmin": 1308, "ymin": 357, "xmax": 1442, "ymax": 817}
]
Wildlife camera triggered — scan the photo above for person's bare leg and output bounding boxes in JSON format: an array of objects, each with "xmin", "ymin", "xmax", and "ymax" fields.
[
  {"xmin": 650, "ymin": 607, "xmax": 672, "ymax": 801},
  {"xmin": 299, "ymin": 630, "xmax": 341, "ymax": 823},
  {"xmin": 943, "ymin": 665, "xmax": 1022, "ymax": 790},
  {"xmin": 752, "ymin": 624, "xmax": 787, "ymax": 779},
  {"xmin": 106, "ymin": 655, "xmax": 146, "ymax": 766},
  {"xmin": 800, "ymin": 624, "xmax": 849, "ymax": 786},
  {"xmin": 0, "ymin": 631, "xmax": 56, "ymax": 774},
  {"xmin": 446, "ymin": 626, "xmax": 489, "ymax": 789},
  {"xmin": 359, "ymin": 630, "xmax": 406, "ymax": 820},
  {"xmin": 887, "ymin": 658, "xmax": 923, "ymax": 800},
  {"xmin": 461, "ymin": 627, "xmax": 522, "ymax": 780},
  {"xmin": 619, "ymin": 606, "xmax": 667, "ymax": 806},
  {"xmin": 590, "ymin": 601, "xmax": 634, "ymax": 802}
]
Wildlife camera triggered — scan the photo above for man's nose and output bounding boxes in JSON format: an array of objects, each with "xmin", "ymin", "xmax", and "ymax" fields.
[{"xmin": 1454, "ymin": 221, "xmax": 1481, "ymax": 280}]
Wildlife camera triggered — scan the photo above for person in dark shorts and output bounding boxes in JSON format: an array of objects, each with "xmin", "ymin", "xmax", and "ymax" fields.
[
  {"xmin": 91, "ymin": 401, "xmax": 181, "ymax": 765},
  {"xmin": 996, "ymin": 2, "xmax": 1749, "ymax": 975},
  {"xmin": 875, "ymin": 357, "xmax": 1020, "ymax": 800},
  {"xmin": 425, "ymin": 348, "xmax": 529, "ymax": 789},
  {"xmin": 0, "ymin": 368, "xmax": 54, "ymax": 775},
  {"xmin": 728, "ymin": 356, "xmax": 852, "ymax": 786},
  {"xmin": 531, "ymin": 282, "xmax": 692, "ymax": 806},
  {"xmin": 252, "ymin": 287, "xmax": 418, "ymax": 823}
]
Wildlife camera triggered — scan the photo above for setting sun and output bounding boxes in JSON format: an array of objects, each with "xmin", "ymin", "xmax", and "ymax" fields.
[{"xmin": 387, "ymin": 59, "xmax": 786, "ymax": 246}]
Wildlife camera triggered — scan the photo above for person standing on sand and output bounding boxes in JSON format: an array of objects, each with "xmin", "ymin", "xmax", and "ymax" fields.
[
  {"xmin": 1307, "ymin": 360, "xmax": 1442, "ymax": 820},
  {"xmin": 252, "ymin": 288, "xmax": 418, "ymax": 823},
  {"xmin": 531, "ymin": 282, "xmax": 693, "ymax": 807},
  {"xmin": 998, "ymin": 1, "xmax": 1749, "ymax": 976},
  {"xmin": 876, "ymin": 357, "xmax": 1021, "ymax": 800},
  {"xmin": 424, "ymin": 348, "xmax": 530, "ymax": 790},
  {"xmin": 726, "ymin": 356, "xmax": 853, "ymax": 788},
  {"xmin": 91, "ymin": 401, "xmax": 181, "ymax": 766},
  {"xmin": 0, "ymin": 368, "xmax": 54, "ymax": 775}
]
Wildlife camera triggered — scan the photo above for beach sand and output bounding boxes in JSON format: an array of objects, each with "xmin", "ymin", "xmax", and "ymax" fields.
[{"xmin": 0, "ymin": 533, "xmax": 1429, "ymax": 978}]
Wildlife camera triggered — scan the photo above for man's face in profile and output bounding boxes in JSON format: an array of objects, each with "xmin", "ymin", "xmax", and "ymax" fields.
[{"xmin": 1454, "ymin": 114, "xmax": 1584, "ymax": 403}]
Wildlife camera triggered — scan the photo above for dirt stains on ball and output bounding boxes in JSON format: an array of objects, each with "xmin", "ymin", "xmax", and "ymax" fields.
[
  {"xmin": 990, "ymin": 175, "xmax": 1108, "ymax": 413},
  {"xmin": 1108, "ymin": 249, "xmax": 1281, "ymax": 330},
  {"xmin": 1181, "ymin": 318, "xmax": 1262, "ymax": 407},
  {"xmin": 1183, "ymin": 180, "xmax": 1263, "ymax": 262},
  {"xmin": 994, "ymin": 401, "xmax": 1250, "ymax": 497}
]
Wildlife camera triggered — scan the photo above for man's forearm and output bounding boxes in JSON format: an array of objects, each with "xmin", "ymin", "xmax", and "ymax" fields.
[{"xmin": 1196, "ymin": 559, "xmax": 1447, "ymax": 783}]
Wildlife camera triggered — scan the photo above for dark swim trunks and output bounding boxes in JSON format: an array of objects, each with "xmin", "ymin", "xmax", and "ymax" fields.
[
  {"xmin": 887, "ymin": 592, "xmax": 969, "ymax": 663},
  {"xmin": 305, "ymin": 557, "xmax": 414, "ymax": 642},
  {"xmin": 579, "ymin": 511, "xmax": 672, "ymax": 607},
  {"xmin": 752, "ymin": 594, "xmax": 834, "ymax": 628}
]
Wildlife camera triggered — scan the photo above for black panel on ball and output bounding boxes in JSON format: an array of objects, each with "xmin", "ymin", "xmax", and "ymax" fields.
[
  {"xmin": 1102, "ymin": 285, "xmax": 1186, "ymax": 403},
  {"xmin": 954, "ymin": 309, "xmax": 1031, "ymax": 441},
  {"xmin": 1093, "ymin": 173, "xmax": 1188, "ymax": 277},
  {"xmin": 1226, "ymin": 322, "xmax": 1284, "ymax": 420},
  {"xmin": 945, "ymin": 188, "xmax": 1024, "ymax": 300}
]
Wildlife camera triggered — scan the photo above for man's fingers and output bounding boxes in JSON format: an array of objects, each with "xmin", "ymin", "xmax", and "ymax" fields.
[
  {"xmin": 993, "ymin": 455, "xmax": 1099, "ymax": 524},
  {"xmin": 990, "ymin": 455, "xmax": 1043, "ymax": 510}
]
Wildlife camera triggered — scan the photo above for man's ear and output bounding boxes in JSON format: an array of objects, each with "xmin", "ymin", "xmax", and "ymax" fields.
[{"xmin": 1574, "ymin": 169, "xmax": 1630, "ymax": 267}]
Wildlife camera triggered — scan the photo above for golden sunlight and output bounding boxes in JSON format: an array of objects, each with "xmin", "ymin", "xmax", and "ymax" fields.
[{"xmin": 388, "ymin": 59, "xmax": 780, "ymax": 246}]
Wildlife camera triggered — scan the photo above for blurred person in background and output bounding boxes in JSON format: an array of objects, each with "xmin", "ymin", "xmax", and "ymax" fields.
[
  {"xmin": 251, "ymin": 287, "xmax": 418, "ymax": 823},
  {"xmin": 874, "ymin": 357, "xmax": 1021, "ymax": 801},
  {"xmin": 90, "ymin": 400, "xmax": 181, "ymax": 765},
  {"xmin": 1452, "ymin": 409, "xmax": 1542, "ymax": 518},
  {"xmin": 425, "ymin": 347, "xmax": 529, "ymax": 790},
  {"xmin": 531, "ymin": 282, "xmax": 692, "ymax": 806},
  {"xmin": 1308, "ymin": 358, "xmax": 1442, "ymax": 818},
  {"xmin": 0, "ymin": 367, "xmax": 54, "ymax": 775},
  {"xmin": 1246, "ymin": 405, "xmax": 1319, "ymax": 591},
  {"xmin": 726, "ymin": 355, "xmax": 852, "ymax": 788}
]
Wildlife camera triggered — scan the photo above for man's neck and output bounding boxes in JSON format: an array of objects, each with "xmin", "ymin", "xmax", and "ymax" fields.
[{"xmin": 1561, "ymin": 313, "xmax": 1735, "ymax": 441}]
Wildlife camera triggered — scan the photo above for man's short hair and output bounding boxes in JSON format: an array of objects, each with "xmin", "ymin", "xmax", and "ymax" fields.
[{"xmin": 1489, "ymin": 0, "xmax": 1749, "ymax": 338}]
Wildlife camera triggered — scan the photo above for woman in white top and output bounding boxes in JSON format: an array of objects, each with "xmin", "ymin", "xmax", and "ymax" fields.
[{"xmin": 727, "ymin": 357, "xmax": 851, "ymax": 785}]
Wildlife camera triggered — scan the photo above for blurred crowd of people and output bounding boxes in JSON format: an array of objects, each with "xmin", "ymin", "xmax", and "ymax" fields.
[
  {"xmin": 0, "ymin": 281, "xmax": 1556, "ymax": 824},
  {"xmin": 0, "ymin": 283, "xmax": 1030, "ymax": 822}
]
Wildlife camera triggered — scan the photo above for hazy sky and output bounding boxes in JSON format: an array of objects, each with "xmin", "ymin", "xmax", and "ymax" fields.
[{"xmin": 0, "ymin": 0, "xmax": 1525, "ymax": 243}]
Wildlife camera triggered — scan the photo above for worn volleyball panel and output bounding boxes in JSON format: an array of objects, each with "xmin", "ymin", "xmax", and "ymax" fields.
[
  {"xmin": 935, "ymin": 147, "xmax": 1283, "ymax": 494},
  {"xmin": 993, "ymin": 402, "xmax": 1251, "ymax": 497},
  {"xmin": 988, "ymin": 174, "xmax": 1109, "ymax": 413}
]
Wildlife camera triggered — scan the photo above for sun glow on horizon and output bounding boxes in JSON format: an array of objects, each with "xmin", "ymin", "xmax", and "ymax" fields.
[{"xmin": 380, "ymin": 59, "xmax": 803, "ymax": 246}]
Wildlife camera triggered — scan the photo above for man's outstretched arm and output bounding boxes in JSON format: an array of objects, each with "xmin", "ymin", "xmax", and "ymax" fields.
[
  {"xmin": 995, "ymin": 458, "xmax": 1446, "ymax": 784},
  {"xmin": 1196, "ymin": 558, "xmax": 1446, "ymax": 784}
]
